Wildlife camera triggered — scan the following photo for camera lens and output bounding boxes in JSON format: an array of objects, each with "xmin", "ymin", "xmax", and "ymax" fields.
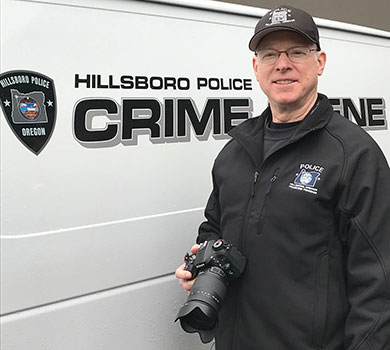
[
  {"xmin": 184, "ymin": 307, "xmax": 216, "ymax": 330},
  {"xmin": 176, "ymin": 239, "xmax": 246, "ymax": 344},
  {"xmin": 176, "ymin": 267, "xmax": 227, "ymax": 343}
]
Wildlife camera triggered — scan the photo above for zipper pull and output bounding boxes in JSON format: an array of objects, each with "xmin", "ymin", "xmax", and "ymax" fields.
[
  {"xmin": 265, "ymin": 171, "xmax": 279, "ymax": 195},
  {"xmin": 270, "ymin": 168, "xmax": 279, "ymax": 182},
  {"xmin": 251, "ymin": 171, "xmax": 259, "ymax": 197}
]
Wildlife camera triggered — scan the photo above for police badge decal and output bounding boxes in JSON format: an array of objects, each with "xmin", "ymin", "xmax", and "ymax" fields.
[{"xmin": 0, "ymin": 70, "xmax": 57, "ymax": 155}]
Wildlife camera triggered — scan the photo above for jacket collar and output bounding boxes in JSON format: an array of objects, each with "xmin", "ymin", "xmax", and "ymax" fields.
[{"xmin": 228, "ymin": 93, "xmax": 334, "ymax": 168}]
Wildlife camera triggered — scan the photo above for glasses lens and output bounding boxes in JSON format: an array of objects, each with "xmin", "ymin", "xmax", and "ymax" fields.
[
  {"xmin": 257, "ymin": 47, "xmax": 314, "ymax": 64},
  {"xmin": 258, "ymin": 49, "xmax": 278, "ymax": 64},
  {"xmin": 287, "ymin": 47, "xmax": 310, "ymax": 62}
]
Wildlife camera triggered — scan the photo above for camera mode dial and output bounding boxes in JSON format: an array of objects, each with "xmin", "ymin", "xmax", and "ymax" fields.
[{"xmin": 213, "ymin": 240, "xmax": 224, "ymax": 250}]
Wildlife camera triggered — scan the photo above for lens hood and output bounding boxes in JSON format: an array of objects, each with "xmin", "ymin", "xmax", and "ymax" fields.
[{"xmin": 175, "ymin": 301, "xmax": 216, "ymax": 343}]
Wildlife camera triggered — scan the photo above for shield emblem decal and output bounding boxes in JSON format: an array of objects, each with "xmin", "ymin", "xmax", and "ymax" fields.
[{"xmin": 0, "ymin": 70, "xmax": 57, "ymax": 155}]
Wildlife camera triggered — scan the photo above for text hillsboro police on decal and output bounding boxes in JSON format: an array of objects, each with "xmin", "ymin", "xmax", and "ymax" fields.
[
  {"xmin": 0, "ymin": 70, "xmax": 56, "ymax": 154},
  {"xmin": 72, "ymin": 74, "xmax": 254, "ymax": 147}
]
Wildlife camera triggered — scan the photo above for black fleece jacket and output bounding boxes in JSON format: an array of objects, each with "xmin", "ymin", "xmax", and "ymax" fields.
[{"xmin": 197, "ymin": 94, "xmax": 390, "ymax": 350}]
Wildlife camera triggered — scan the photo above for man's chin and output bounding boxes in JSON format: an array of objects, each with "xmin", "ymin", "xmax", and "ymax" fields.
[
  {"xmin": 268, "ymin": 91, "xmax": 319, "ymax": 115},
  {"xmin": 271, "ymin": 96, "xmax": 300, "ymax": 107}
]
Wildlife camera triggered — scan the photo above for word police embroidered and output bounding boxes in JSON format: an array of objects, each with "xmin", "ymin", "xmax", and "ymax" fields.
[
  {"xmin": 0, "ymin": 70, "xmax": 56, "ymax": 155},
  {"xmin": 289, "ymin": 163, "xmax": 324, "ymax": 195}
]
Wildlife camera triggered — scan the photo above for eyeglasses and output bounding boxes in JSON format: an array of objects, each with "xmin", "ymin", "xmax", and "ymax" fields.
[{"xmin": 255, "ymin": 46, "xmax": 317, "ymax": 64}]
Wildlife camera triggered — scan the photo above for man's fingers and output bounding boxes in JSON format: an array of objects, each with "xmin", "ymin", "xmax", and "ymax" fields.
[
  {"xmin": 191, "ymin": 244, "xmax": 200, "ymax": 254},
  {"xmin": 175, "ymin": 263, "xmax": 192, "ymax": 280},
  {"xmin": 175, "ymin": 244, "xmax": 200, "ymax": 292},
  {"xmin": 179, "ymin": 278, "xmax": 195, "ymax": 292}
]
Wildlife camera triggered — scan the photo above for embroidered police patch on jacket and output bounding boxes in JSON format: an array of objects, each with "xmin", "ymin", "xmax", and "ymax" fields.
[{"xmin": 289, "ymin": 163, "xmax": 324, "ymax": 195}]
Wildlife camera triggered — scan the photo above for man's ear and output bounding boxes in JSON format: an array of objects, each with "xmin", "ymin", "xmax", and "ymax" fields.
[
  {"xmin": 317, "ymin": 51, "xmax": 327, "ymax": 76},
  {"xmin": 253, "ymin": 56, "xmax": 260, "ymax": 81}
]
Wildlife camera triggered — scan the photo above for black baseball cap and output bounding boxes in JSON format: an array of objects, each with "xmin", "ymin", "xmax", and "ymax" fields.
[{"xmin": 249, "ymin": 5, "xmax": 321, "ymax": 51}]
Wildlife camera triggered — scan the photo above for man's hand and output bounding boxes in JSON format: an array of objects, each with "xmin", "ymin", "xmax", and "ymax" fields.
[{"xmin": 175, "ymin": 244, "xmax": 200, "ymax": 292}]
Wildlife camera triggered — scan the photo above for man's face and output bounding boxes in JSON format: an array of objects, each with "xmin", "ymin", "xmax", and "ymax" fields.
[{"xmin": 252, "ymin": 31, "xmax": 326, "ymax": 110}]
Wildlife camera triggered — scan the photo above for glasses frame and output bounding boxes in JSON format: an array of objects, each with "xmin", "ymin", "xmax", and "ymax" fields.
[{"xmin": 255, "ymin": 46, "xmax": 318, "ymax": 64}]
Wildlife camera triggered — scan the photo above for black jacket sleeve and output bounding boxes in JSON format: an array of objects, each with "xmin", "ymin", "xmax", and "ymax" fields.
[
  {"xmin": 338, "ymin": 139, "xmax": 390, "ymax": 350},
  {"xmin": 197, "ymin": 167, "xmax": 222, "ymax": 244}
]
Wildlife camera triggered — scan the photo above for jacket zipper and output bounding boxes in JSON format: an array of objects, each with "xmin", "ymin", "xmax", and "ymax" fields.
[
  {"xmin": 251, "ymin": 171, "xmax": 259, "ymax": 197},
  {"xmin": 238, "ymin": 170, "xmax": 260, "ymax": 251},
  {"xmin": 257, "ymin": 169, "xmax": 279, "ymax": 235},
  {"xmin": 232, "ymin": 170, "xmax": 259, "ymax": 350},
  {"xmin": 232, "ymin": 169, "xmax": 278, "ymax": 349}
]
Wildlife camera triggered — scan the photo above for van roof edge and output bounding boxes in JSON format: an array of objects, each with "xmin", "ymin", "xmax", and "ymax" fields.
[{"xmin": 144, "ymin": 0, "xmax": 390, "ymax": 39}]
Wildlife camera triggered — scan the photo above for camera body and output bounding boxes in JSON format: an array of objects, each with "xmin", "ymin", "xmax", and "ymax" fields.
[
  {"xmin": 184, "ymin": 239, "xmax": 246, "ymax": 282},
  {"xmin": 176, "ymin": 239, "xmax": 246, "ymax": 343}
]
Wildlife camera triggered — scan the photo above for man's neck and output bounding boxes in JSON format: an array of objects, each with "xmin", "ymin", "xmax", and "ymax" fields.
[{"xmin": 270, "ymin": 93, "xmax": 318, "ymax": 123}]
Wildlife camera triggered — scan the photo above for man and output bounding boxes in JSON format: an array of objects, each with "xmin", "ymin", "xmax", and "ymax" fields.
[{"xmin": 176, "ymin": 5, "xmax": 390, "ymax": 350}]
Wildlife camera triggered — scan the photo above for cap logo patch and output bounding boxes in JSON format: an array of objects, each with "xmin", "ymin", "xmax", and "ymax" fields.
[{"xmin": 266, "ymin": 8, "xmax": 295, "ymax": 26}]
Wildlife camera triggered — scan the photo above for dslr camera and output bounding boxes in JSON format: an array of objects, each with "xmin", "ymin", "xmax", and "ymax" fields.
[{"xmin": 175, "ymin": 239, "xmax": 246, "ymax": 343}]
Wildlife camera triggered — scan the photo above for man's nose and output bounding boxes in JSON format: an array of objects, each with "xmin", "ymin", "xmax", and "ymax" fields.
[{"xmin": 275, "ymin": 52, "xmax": 292, "ymax": 71}]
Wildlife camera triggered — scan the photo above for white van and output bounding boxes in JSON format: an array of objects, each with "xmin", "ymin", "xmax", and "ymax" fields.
[{"xmin": 1, "ymin": 1, "xmax": 388, "ymax": 349}]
